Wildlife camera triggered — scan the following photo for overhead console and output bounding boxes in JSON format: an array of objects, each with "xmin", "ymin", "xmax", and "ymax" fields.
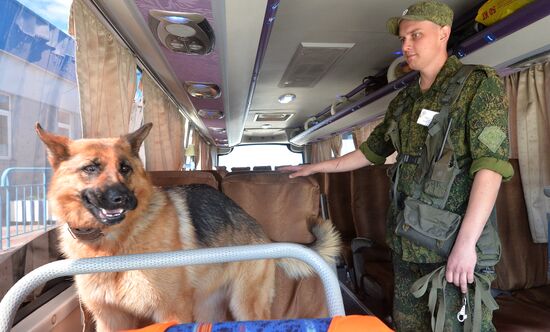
[{"xmin": 290, "ymin": 1, "xmax": 550, "ymax": 146}]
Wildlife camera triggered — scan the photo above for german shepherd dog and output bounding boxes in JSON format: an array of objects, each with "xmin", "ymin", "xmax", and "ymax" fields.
[{"xmin": 36, "ymin": 123, "xmax": 341, "ymax": 331}]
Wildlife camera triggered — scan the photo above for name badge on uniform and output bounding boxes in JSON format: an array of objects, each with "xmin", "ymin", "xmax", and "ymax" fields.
[{"xmin": 417, "ymin": 109, "xmax": 438, "ymax": 126}]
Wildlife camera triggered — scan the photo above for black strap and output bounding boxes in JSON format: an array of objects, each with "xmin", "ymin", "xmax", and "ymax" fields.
[{"xmin": 437, "ymin": 64, "xmax": 477, "ymax": 126}]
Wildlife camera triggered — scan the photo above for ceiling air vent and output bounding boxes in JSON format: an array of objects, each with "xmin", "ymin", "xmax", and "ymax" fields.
[
  {"xmin": 149, "ymin": 10, "xmax": 215, "ymax": 55},
  {"xmin": 278, "ymin": 42, "xmax": 354, "ymax": 88}
]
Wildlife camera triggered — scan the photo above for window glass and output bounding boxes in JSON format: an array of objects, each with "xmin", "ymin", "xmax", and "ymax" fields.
[
  {"xmin": 341, "ymin": 132, "xmax": 355, "ymax": 155},
  {"xmin": 218, "ymin": 145, "xmax": 303, "ymax": 170},
  {"xmin": 1, "ymin": 0, "xmax": 78, "ymax": 250},
  {"xmin": 57, "ymin": 110, "xmax": 72, "ymax": 137},
  {"xmin": 15, "ymin": 0, "xmax": 72, "ymax": 33},
  {"xmin": 0, "ymin": 93, "xmax": 9, "ymax": 109}
]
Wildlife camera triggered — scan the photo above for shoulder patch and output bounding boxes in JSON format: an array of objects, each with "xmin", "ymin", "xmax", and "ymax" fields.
[{"xmin": 478, "ymin": 126, "xmax": 505, "ymax": 153}]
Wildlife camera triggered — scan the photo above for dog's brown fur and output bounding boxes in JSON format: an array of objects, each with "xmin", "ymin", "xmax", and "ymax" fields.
[{"xmin": 36, "ymin": 123, "xmax": 341, "ymax": 331}]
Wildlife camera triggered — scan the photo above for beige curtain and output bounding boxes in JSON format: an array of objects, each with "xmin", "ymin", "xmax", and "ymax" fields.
[
  {"xmin": 190, "ymin": 130, "xmax": 201, "ymax": 169},
  {"xmin": 199, "ymin": 139, "xmax": 212, "ymax": 170},
  {"xmin": 352, "ymin": 118, "xmax": 383, "ymax": 148},
  {"xmin": 310, "ymin": 135, "xmax": 342, "ymax": 163},
  {"xmin": 69, "ymin": 0, "xmax": 136, "ymax": 138},
  {"xmin": 352, "ymin": 118, "xmax": 397, "ymax": 164},
  {"xmin": 330, "ymin": 136, "xmax": 342, "ymax": 158},
  {"xmin": 310, "ymin": 140, "xmax": 331, "ymax": 163},
  {"xmin": 504, "ymin": 73, "xmax": 519, "ymax": 159},
  {"xmin": 505, "ymin": 62, "xmax": 550, "ymax": 243},
  {"xmin": 142, "ymin": 73, "xmax": 184, "ymax": 170}
]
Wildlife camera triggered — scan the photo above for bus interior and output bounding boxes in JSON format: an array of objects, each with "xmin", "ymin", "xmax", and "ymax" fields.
[{"xmin": 0, "ymin": 0, "xmax": 549, "ymax": 331}]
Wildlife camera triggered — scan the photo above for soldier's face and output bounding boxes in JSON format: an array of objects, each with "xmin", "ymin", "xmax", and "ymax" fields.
[{"xmin": 398, "ymin": 20, "xmax": 449, "ymax": 71}]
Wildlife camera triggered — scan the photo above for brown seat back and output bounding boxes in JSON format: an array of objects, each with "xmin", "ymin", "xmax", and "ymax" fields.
[
  {"xmin": 493, "ymin": 159, "xmax": 548, "ymax": 290},
  {"xmin": 222, "ymin": 172, "xmax": 320, "ymax": 243},
  {"xmin": 314, "ymin": 172, "xmax": 355, "ymax": 243},
  {"xmin": 221, "ymin": 172, "xmax": 329, "ymax": 318},
  {"xmin": 147, "ymin": 170, "xmax": 219, "ymax": 189},
  {"xmin": 350, "ymin": 164, "xmax": 392, "ymax": 246}
]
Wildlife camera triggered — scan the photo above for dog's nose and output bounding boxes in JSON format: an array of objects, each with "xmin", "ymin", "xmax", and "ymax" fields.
[
  {"xmin": 106, "ymin": 189, "xmax": 125, "ymax": 204},
  {"xmin": 104, "ymin": 185, "xmax": 136, "ymax": 208}
]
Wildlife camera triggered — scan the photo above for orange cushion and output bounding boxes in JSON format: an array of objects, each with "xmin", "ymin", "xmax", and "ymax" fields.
[
  {"xmin": 120, "ymin": 321, "xmax": 177, "ymax": 332},
  {"xmin": 328, "ymin": 315, "xmax": 394, "ymax": 332}
]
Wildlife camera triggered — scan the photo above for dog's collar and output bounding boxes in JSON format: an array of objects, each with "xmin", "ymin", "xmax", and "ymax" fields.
[{"xmin": 67, "ymin": 225, "xmax": 104, "ymax": 241}]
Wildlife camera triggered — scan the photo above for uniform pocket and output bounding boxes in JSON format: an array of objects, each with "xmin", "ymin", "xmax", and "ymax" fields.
[
  {"xmin": 423, "ymin": 148, "xmax": 457, "ymax": 199},
  {"xmin": 395, "ymin": 197, "xmax": 461, "ymax": 257}
]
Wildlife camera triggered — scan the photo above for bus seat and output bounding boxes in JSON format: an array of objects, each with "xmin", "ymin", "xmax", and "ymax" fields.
[
  {"xmin": 492, "ymin": 158, "xmax": 550, "ymax": 331},
  {"xmin": 230, "ymin": 167, "xmax": 251, "ymax": 172},
  {"xmin": 252, "ymin": 165, "xmax": 272, "ymax": 171},
  {"xmin": 221, "ymin": 172, "xmax": 331, "ymax": 318},
  {"xmin": 349, "ymin": 164, "xmax": 394, "ymax": 321},
  {"xmin": 222, "ymin": 172, "xmax": 320, "ymax": 243},
  {"xmin": 203, "ymin": 170, "xmax": 224, "ymax": 183},
  {"xmin": 147, "ymin": 170, "xmax": 220, "ymax": 189}
]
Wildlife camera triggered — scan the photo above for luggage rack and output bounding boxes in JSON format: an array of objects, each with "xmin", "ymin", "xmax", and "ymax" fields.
[
  {"xmin": 290, "ymin": 0, "xmax": 550, "ymax": 146},
  {"xmin": 0, "ymin": 243, "xmax": 344, "ymax": 332}
]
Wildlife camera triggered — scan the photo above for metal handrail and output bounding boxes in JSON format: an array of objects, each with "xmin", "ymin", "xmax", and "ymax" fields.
[
  {"xmin": 0, "ymin": 243, "xmax": 345, "ymax": 331},
  {"xmin": 0, "ymin": 167, "xmax": 52, "ymax": 249}
]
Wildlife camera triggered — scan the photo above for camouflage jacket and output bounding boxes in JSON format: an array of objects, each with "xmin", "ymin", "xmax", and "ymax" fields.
[{"xmin": 359, "ymin": 56, "xmax": 514, "ymax": 263}]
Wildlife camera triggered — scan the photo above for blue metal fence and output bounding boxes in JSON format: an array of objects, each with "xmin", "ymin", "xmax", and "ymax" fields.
[{"xmin": 0, "ymin": 167, "xmax": 54, "ymax": 250}]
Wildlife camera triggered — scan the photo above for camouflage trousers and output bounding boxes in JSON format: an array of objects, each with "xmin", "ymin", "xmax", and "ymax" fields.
[{"xmin": 392, "ymin": 255, "xmax": 497, "ymax": 332}]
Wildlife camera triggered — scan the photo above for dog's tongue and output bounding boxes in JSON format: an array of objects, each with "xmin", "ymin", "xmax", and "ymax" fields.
[{"xmin": 99, "ymin": 208, "xmax": 124, "ymax": 218}]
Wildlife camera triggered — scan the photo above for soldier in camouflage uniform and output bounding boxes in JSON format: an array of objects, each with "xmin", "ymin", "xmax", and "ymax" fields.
[{"xmin": 281, "ymin": 1, "xmax": 513, "ymax": 331}]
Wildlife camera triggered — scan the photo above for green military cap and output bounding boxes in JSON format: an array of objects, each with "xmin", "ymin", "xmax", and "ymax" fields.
[{"xmin": 387, "ymin": 0, "xmax": 454, "ymax": 35}]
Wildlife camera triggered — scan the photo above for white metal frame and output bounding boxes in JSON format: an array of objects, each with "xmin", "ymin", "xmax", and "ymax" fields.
[{"xmin": 0, "ymin": 243, "xmax": 345, "ymax": 332}]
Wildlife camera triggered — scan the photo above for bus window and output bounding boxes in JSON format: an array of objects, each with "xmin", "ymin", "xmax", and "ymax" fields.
[
  {"xmin": 340, "ymin": 132, "xmax": 355, "ymax": 155},
  {"xmin": 1, "ymin": 0, "xmax": 79, "ymax": 250},
  {"xmin": 219, "ymin": 144, "xmax": 303, "ymax": 170}
]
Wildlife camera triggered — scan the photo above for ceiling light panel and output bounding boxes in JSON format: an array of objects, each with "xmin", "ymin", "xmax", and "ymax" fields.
[
  {"xmin": 254, "ymin": 113, "xmax": 293, "ymax": 122},
  {"xmin": 185, "ymin": 82, "xmax": 221, "ymax": 99},
  {"xmin": 149, "ymin": 10, "xmax": 215, "ymax": 55}
]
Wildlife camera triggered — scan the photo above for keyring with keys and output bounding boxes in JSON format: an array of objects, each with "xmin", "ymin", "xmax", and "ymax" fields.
[{"xmin": 457, "ymin": 293, "xmax": 468, "ymax": 322}]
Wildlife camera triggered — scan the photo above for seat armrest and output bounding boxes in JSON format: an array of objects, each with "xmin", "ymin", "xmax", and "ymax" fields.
[
  {"xmin": 351, "ymin": 237, "xmax": 375, "ymax": 252},
  {"xmin": 350, "ymin": 237, "xmax": 374, "ymax": 290}
]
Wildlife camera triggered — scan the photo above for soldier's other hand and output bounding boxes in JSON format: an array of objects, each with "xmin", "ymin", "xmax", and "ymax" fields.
[{"xmin": 445, "ymin": 242, "xmax": 477, "ymax": 294}]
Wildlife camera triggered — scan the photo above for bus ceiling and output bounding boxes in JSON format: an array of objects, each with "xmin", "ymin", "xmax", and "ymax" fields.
[{"xmin": 91, "ymin": 0, "xmax": 550, "ymax": 147}]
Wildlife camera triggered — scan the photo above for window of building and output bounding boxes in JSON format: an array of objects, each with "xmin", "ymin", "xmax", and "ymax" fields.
[
  {"xmin": 0, "ymin": 93, "xmax": 11, "ymax": 159},
  {"xmin": 57, "ymin": 110, "xmax": 71, "ymax": 137}
]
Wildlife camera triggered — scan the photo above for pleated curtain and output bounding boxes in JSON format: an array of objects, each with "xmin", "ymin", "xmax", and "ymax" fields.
[
  {"xmin": 310, "ymin": 135, "xmax": 342, "ymax": 163},
  {"xmin": 142, "ymin": 73, "xmax": 184, "ymax": 171},
  {"xmin": 505, "ymin": 62, "xmax": 550, "ymax": 243},
  {"xmin": 69, "ymin": 0, "xmax": 136, "ymax": 138}
]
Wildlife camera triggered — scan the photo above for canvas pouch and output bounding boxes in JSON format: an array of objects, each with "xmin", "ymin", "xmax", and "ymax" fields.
[{"xmin": 395, "ymin": 197, "xmax": 461, "ymax": 257}]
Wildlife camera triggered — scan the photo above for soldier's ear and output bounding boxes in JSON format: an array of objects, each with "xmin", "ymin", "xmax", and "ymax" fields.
[{"xmin": 440, "ymin": 25, "xmax": 451, "ymax": 42}]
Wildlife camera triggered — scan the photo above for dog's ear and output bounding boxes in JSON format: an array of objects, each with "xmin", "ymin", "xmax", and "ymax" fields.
[
  {"xmin": 35, "ymin": 123, "xmax": 71, "ymax": 170},
  {"xmin": 124, "ymin": 123, "xmax": 153, "ymax": 156}
]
